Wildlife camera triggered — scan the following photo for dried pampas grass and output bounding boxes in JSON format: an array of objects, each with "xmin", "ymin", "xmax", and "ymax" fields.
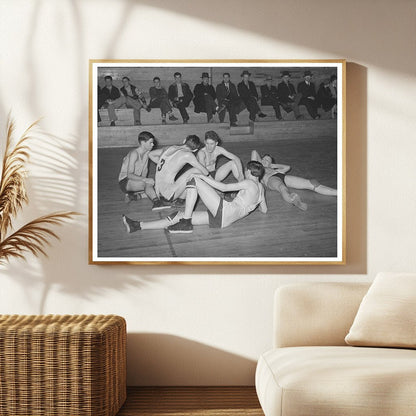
[{"xmin": 0, "ymin": 115, "xmax": 78, "ymax": 265}]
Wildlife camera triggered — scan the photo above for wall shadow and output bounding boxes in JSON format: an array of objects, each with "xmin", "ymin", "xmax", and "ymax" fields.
[
  {"xmin": 127, "ymin": 333, "xmax": 257, "ymax": 386},
  {"xmin": 135, "ymin": 0, "xmax": 414, "ymax": 77}
]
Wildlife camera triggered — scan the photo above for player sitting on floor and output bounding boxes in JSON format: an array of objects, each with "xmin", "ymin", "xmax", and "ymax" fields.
[
  {"xmin": 122, "ymin": 161, "xmax": 267, "ymax": 234},
  {"xmin": 118, "ymin": 131, "xmax": 168, "ymax": 210},
  {"xmin": 148, "ymin": 134, "xmax": 209, "ymax": 209},
  {"xmin": 197, "ymin": 130, "xmax": 244, "ymax": 182},
  {"xmin": 251, "ymin": 150, "xmax": 337, "ymax": 211}
]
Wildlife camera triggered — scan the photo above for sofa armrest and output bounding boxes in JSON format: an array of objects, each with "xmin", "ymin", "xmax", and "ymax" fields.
[{"xmin": 274, "ymin": 282, "xmax": 370, "ymax": 348}]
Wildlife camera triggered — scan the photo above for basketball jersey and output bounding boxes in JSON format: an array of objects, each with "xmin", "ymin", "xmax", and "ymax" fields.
[
  {"xmin": 199, "ymin": 147, "xmax": 217, "ymax": 172},
  {"xmin": 118, "ymin": 149, "xmax": 148, "ymax": 182},
  {"xmin": 154, "ymin": 146, "xmax": 183, "ymax": 199},
  {"xmin": 222, "ymin": 181, "xmax": 263, "ymax": 228}
]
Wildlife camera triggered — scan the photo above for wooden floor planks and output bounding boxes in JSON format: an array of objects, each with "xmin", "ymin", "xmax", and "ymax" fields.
[
  {"xmin": 96, "ymin": 122, "xmax": 338, "ymax": 259},
  {"xmin": 116, "ymin": 386, "xmax": 263, "ymax": 416}
]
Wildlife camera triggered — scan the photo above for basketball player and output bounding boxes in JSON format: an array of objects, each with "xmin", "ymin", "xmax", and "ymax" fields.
[
  {"xmin": 197, "ymin": 130, "xmax": 244, "ymax": 182},
  {"xmin": 251, "ymin": 150, "xmax": 337, "ymax": 211},
  {"xmin": 122, "ymin": 161, "xmax": 267, "ymax": 234},
  {"xmin": 148, "ymin": 135, "xmax": 209, "ymax": 208},
  {"xmin": 118, "ymin": 131, "xmax": 168, "ymax": 210}
]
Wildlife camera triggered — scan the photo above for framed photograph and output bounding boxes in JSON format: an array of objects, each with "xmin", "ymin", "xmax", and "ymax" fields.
[{"xmin": 89, "ymin": 60, "xmax": 345, "ymax": 265}]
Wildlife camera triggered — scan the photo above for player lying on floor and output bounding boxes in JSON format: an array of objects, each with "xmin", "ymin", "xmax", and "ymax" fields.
[
  {"xmin": 251, "ymin": 150, "xmax": 337, "ymax": 211},
  {"xmin": 197, "ymin": 130, "xmax": 244, "ymax": 182},
  {"xmin": 122, "ymin": 160, "xmax": 267, "ymax": 234}
]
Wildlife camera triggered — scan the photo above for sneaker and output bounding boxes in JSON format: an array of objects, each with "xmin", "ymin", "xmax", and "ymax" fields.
[
  {"xmin": 146, "ymin": 106, "xmax": 151, "ymax": 112},
  {"xmin": 152, "ymin": 198, "xmax": 172, "ymax": 211},
  {"xmin": 110, "ymin": 121, "xmax": 116, "ymax": 127},
  {"xmin": 173, "ymin": 198, "xmax": 185, "ymax": 208},
  {"xmin": 169, "ymin": 114, "xmax": 178, "ymax": 121},
  {"xmin": 258, "ymin": 112, "xmax": 267, "ymax": 118},
  {"xmin": 167, "ymin": 218, "xmax": 193, "ymax": 234},
  {"xmin": 122, "ymin": 215, "xmax": 141, "ymax": 233}
]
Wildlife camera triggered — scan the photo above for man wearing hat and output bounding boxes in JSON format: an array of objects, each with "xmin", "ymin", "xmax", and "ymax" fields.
[
  {"xmin": 193, "ymin": 72, "xmax": 218, "ymax": 123},
  {"xmin": 260, "ymin": 76, "xmax": 283, "ymax": 120},
  {"xmin": 168, "ymin": 72, "xmax": 193, "ymax": 124},
  {"xmin": 316, "ymin": 77, "xmax": 337, "ymax": 118},
  {"xmin": 276, "ymin": 71, "xmax": 301, "ymax": 119},
  {"xmin": 237, "ymin": 70, "xmax": 267, "ymax": 122},
  {"xmin": 216, "ymin": 73, "xmax": 244, "ymax": 127},
  {"xmin": 297, "ymin": 70, "xmax": 320, "ymax": 119}
]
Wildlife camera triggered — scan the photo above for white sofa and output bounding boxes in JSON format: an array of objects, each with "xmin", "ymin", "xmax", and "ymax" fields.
[{"xmin": 255, "ymin": 282, "xmax": 416, "ymax": 416}]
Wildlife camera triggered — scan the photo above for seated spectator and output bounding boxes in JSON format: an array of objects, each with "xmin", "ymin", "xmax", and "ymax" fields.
[
  {"xmin": 237, "ymin": 70, "xmax": 267, "ymax": 122},
  {"xmin": 193, "ymin": 72, "xmax": 217, "ymax": 123},
  {"xmin": 168, "ymin": 72, "xmax": 193, "ymax": 124},
  {"xmin": 215, "ymin": 72, "xmax": 244, "ymax": 127},
  {"xmin": 99, "ymin": 75, "xmax": 123, "ymax": 127},
  {"xmin": 149, "ymin": 77, "xmax": 178, "ymax": 124},
  {"xmin": 260, "ymin": 76, "xmax": 283, "ymax": 120},
  {"xmin": 316, "ymin": 77, "xmax": 337, "ymax": 118},
  {"xmin": 276, "ymin": 71, "xmax": 301, "ymax": 119},
  {"xmin": 297, "ymin": 70, "xmax": 320, "ymax": 120},
  {"xmin": 120, "ymin": 76, "xmax": 150, "ymax": 126},
  {"xmin": 97, "ymin": 85, "xmax": 103, "ymax": 123},
  {"xmin": 330, "ymin": 75, "xmax": 337, "ymax": 118}
]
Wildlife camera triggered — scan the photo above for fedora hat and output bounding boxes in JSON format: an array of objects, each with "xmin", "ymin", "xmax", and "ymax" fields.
[
  {"xmin": 281, "ymin": 70, "xmax": 291, "ymax": 77},
  {"xmin": 201, "ymin": 72, "xmax": 210, "ymax": 78},
  {"xmin": 241, "ymin": 70, "xmax": 251, "ymax": 77},
  {"xmin": 304, "ymin": 70, "xmax": 313, "ymax": 77}
]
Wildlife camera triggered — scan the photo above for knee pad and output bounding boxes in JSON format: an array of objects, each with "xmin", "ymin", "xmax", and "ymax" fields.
[
  {"xmin": 186, "ymin": 177, "xmax": 197, "ymax": 189},
  {"xmin": 310, "ymin": 179, "xmax": 320, "ymax": 189}
]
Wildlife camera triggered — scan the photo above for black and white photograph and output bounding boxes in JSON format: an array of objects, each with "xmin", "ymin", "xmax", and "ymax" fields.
[{"xmin": 89, "ymin": 60, "xmax": 345, "ymax": 264}]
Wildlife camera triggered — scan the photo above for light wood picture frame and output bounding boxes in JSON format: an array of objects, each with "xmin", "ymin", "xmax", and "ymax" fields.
[{"xmin": 89, "ymin": 60, "xmax": 345, "ymax": 265}]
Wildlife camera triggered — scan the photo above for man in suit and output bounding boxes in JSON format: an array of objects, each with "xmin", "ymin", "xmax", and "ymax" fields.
[
  {"xmin": 316, "ymin": 77, "xmax": 337, "ymax": 117},
  {"xmin": 297, "ymin": 70, "xmax": 320, "ymax": 119},
  {"xmin": 215, "ymin": 72, "xmax": 243, "ymax": 127},
  {"xmin": 99, "ymin": 75, "xmax": 123, "ymax": 127},
  {"xmin": 168, "ymin": 72, "xmax": 193, "ymax": 124},
  {"xmin": 237, "ymin": 70, "xmax": 267, "ymax": 122},
  {"xmin": 120, "ymin": 76, "xmax": 150, "ymax": 126},
  {"xmin": 276, "ymin": 71, "xmax": 301, "ymax": 119},
  {"xmin": 260, "ymin": 76, "xmax": 283, "ymax": 120},
  {"xmin": 193, "ymin": 72, "xmax": 217, "ymax": 123}
]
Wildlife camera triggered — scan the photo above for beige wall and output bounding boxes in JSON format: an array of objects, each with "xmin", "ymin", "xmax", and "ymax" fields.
[{"xmin": 0, "ymin": 0, "xmax": 415, "ymax": 385}]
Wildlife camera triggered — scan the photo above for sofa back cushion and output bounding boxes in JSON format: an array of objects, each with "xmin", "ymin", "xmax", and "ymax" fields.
[
  {"xmin": 345, "ymin": 272, "xmax": 416, "ymax": 348},
  {"xmin": 274, "ymin": 282, "xmax": 370, "ymax": 348}
]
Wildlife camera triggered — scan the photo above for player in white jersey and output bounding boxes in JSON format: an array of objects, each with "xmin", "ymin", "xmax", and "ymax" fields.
[
  {"xmin": 197, "ymin": 130, "xmax": 244, "ymax": 182},
  {"xmin": 148, "ymin": 135, "xmax": 209, "ymax": 207},
  {"xmin": 122, "ymin": 161, "xmax": 267, "ymax": 234},
  {"xmin": 251, "ymin": 150, "xmax": 337, "ymax": 211},
  {"xmin": 118, "ymin": 131, "xmax": 168, "ymax": 210}
]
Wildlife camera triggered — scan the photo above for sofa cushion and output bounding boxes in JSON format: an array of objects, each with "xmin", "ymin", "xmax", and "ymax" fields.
[
  {"xmin": 256, "ymin": 346, "xmax": 416, "ymax": 416},
  {"xmin": 345, "ymin": 272, "xmax": 416, "ymax": 348}
]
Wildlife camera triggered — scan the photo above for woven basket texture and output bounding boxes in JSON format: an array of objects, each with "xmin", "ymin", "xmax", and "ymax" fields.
[{"xmin": 0, "ymin": 314, "xmax": 126, "ymax": 416}]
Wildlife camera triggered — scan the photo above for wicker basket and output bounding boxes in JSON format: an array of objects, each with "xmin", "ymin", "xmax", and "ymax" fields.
[{"xmin": 0, "ymin": 314, "xmax": 126, "ymax": 416}]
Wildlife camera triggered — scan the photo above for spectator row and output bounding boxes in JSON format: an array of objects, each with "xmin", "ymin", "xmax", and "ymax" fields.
[{"xmin": 97, "ymin": 70, "xmax": 337, "ymax": 127}]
